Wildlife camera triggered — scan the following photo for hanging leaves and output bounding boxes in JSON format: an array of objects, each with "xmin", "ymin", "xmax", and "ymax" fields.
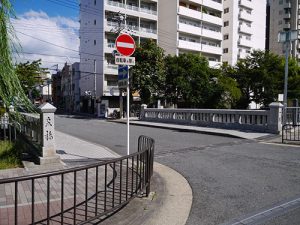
[{"xmin": 0, "ymin": 0, "xmax": 34, "ymax": 112}]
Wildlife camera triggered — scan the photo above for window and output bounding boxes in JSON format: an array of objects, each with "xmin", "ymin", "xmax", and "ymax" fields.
[
  {"xmin": 94, "ymin": 40, "xmax": 96, "ymax": 45},
  {"xmin": 94, "ymin": 0, "xmax": 96, "ymax": 5},
  {"xmin": 94, "ymin": 20, "xmax": 96, "ymax": 25},
  {"xmin": 224, "ymin": 21, "xmax": 229, "ymax": 27},
  {"xmin": 224, "ymin": 34, "xmax": 229, "ymax": 40},
  {"xmin": 224, "ymin": 8, "xmax": 229, "ymax": 13},
  {"xmin": 223, "ymin": 48, "xmax": 229, "ymax": 53}
]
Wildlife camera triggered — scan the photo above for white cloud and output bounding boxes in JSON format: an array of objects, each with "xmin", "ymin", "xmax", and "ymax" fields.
[{"xmin": 12, "ymin": 10, "xmax": 80, "ymax": 71}]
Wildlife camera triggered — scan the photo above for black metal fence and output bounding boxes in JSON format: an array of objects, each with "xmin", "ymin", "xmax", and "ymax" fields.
[
  {"xmin": 0, "ymin": 135, "xmax": 155, "ymax": 225},
  {"xmin": 0, "ymin": 122, "xmax": 17, "ymax": 142},
  {"xmin": 284, "ymin": 107, "xmax": 300, "ymax": 125},
  {"xmin": 282, "ymin": 124, "xmax": 300, "ymax": 143}
]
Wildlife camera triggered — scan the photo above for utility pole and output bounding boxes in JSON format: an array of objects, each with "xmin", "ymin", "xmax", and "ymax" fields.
[
  {"xmin": 94, "ymin": 59, "xmax": 97, "ymax": 115},
  {"xmin": 278, "ymin": 30, "xmax": 297, "ymax": 124},
  {"xmin": 112, "ymin": 12, "xmax": 127, "ymax": 119}
]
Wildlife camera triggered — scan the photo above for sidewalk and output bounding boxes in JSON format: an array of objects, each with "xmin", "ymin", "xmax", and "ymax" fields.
[
  {"xmin": 110, "ymin": 118, "xmax": 278, "ymax": 140},
  {"xmin": 0, "ymin": 130, "xmax": 193, "ymax": 225}
]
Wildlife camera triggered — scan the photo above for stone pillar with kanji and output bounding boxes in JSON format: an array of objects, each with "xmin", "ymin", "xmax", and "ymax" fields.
[{"xmin": 38, "ymin": 103, "xmax": 60, "ymax": 165}]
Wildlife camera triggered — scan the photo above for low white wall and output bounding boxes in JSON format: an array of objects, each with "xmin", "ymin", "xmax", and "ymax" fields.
[{"xmin": 140, "ymin": 103, "xmax": 283, "ymax": 134}]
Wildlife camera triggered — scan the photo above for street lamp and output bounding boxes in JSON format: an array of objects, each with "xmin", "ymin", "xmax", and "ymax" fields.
[{"xmin": 278, "ymin": 30, "xmax": 297, "ymax": 123}]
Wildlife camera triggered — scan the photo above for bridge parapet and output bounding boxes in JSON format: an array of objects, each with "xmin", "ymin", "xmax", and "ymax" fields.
[{"xmin": 140, "ymin": 102, "xmax": 283, "ymax": 134}]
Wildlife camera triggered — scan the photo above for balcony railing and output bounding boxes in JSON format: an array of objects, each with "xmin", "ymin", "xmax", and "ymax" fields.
[
  {"xmin": 106, "ymin": 0, "xmax": 157, "ymax": 16},
  {"xmin": 140, "ymin": 27, "xmax": 157, "ymax": 34}
]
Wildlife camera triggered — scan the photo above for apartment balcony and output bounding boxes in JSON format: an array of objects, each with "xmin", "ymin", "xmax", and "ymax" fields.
[
  {"xmin": 104, "ymin": 64, "xmax": 118, "ymax": 75},
  {"xmin": 178, "ymin": 40, "xmax": 222, "ymax": 55},
  {"xmin": 139, "ymin": 27, "xmax": 158, "ymax": 39},
  {"xmin": 202, "ymin": 13, "xmax": 222, "ymax": 26},
  {"xmin": 239, "ymin": 11, "xmax": 252, "ymax": 22},
  {"xmin": 283, "ymin": 23, "xmax": 291, "ymax": 30},
  {"xmin": 201, "ymin": 44, "xmax": 222, "ymax": 55},
  {"xmin": 209, "ymin": 61, "xmax": 221, "ymax": 68},
  {"xmin": 178, "ymin": 23, "xmax": 222, "ymax": 40},
  {"xmin": 238, "ymin": 38, "xmax": 252, "ymax": 48},
  {"xmin": 178, "ymin": 39, "xmax": 202, "ymax": 52},
  {"xmin": 239, "ymin": 24, "xmax": 252, "ymax": 34},
  {"xmin": 202, "ymin": 28, "xmax": 222, "ymax": 40},
  {"xmin": 190, "ymin": 0, "xmax": 223, "ymax": 11},
  {"xmin": 283, "ymin": 12, "xmax": 291, "ymax": 19},
  {"xmin": 283, "ymin": 1, "xmax": 291, "ymax": 8},
  {"xmin": 178, "ymin": 6, "xmax": 222, "ymax": 26},
  {"xmin": 105, "ymin": 0, "xmax": 157, "ymax": 20},
  {"xmin": 104, "ymin": 42, "xmax": 116, "ymax": 53},
  {"xmin": 239, "ymin": 0, "xmax": 252, "ymax": 9},
  {"xmin": 103, "ymin": 86, "xmax": 120, "ymax": 96},
  {"xmin": 238, "ymin": 51, "xmax": 249, "ymax": 59},
  {"xmin": 105, "ymin": 20, "xmax": 119, "ymax": 31}
]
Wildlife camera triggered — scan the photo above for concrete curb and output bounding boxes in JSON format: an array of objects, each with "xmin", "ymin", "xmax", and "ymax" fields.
[
  {"xmin": 101, "ymin": 162, "xmax": 193, "ymax": 225},
  {"xmin": 146, "ymin": 162, "xmax": 193, "ymax": 225},
  {"xmin": 108, "ymin": 119, "xmax": 274, "ymax": 140}
]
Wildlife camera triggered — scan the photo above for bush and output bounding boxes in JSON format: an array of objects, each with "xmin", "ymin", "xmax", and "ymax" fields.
[{"xmin": 0, "ymin": 140, "xmax": 23, "ymax": 169}]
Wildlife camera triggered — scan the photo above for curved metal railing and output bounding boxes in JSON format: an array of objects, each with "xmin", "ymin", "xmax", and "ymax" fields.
[{"xmin": 0, "ymin": 135, "xmax": 154, "ymax": 225}]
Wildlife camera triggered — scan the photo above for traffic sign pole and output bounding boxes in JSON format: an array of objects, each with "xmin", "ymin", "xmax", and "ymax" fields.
[
  {"xmin": 127, "ymin": 67, "xmax": 130, "ymax": 156},
  {"xmin": 115, "ymin": 33, "xmax": 135, "ymax": 156}
]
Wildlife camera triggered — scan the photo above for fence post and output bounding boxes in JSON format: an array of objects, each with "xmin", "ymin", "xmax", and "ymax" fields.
[
  {"xmin": 38, "ymin": 103, "xmax": 61, "ymax": 165},
  {"xmin": 268, "ymin": 102, "xmax": 284, "ymax": 134}
]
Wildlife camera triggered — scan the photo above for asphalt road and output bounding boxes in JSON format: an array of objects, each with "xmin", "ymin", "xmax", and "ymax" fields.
[{"xmin": 55, "ymin": 115, "xmax": 300, "ymax": 225}]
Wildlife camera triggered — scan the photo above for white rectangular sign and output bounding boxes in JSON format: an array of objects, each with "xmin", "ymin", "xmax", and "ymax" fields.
[{"xmin": 115, "ymin": 56, "xmax": 136, "ymax": 66}]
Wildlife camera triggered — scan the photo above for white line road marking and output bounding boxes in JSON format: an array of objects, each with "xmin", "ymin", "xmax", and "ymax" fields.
[
  {"xmin": 228, "ymin": 197, "xmax": 300, "ymax": 225},
  {"xmin": 116, "ymin": 42, "xmax": 134, "ymax": 48}
]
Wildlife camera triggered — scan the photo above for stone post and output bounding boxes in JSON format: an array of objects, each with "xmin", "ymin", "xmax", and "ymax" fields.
[
  {"xmin": 268, "ymin": 102, "xmax": 284, "ymax": 134},
  {"xmin": 38, "ymin": 103, "xmax": 60, "ymax": 165},
  {"xmin": 140, "ymin": 104, "xmax": 147, "ymax": 120}
]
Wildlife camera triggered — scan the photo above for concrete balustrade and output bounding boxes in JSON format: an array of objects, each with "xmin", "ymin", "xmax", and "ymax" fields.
[{"xmin": 140, "ymin": 102, "xmax": 283, "ymax": 134}]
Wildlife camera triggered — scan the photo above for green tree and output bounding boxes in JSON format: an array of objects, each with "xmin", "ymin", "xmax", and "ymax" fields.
[
  {"xmin": 0, "ymin": 0, "xmax": 33, "ymax": 111},
  {"xmin": 131, "ymin": 40, "xmax": 166, "ymax": 105},
  {"xmin": 227, "ymin": 50, "xmax": 290, "ymax": 108},
  {"xmin": 165, "ymin": 53, "xmax": 239, "ymax": 108},
  {"xmin": 15, "ymin": 59, "xmax": 48, "ymax": 100}
]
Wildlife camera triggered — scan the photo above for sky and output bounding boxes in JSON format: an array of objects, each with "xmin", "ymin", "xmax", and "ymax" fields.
[{"xmin": 11, "ymin": 0, "xmax": 80, "ymax": 70}]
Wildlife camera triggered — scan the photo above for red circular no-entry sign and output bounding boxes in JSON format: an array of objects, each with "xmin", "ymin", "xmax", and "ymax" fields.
[{"xmin": 115, "ymin": 34, "xmax": 136, "ymax": 56}]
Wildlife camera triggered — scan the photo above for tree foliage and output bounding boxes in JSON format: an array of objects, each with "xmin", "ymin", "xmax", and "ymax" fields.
[
  {"xmin": 225, "ymin": 50, "xmax": 300, "ymax": 108},
  {"xmin": 165, "ymin": 53, "xmax": 240, "ymax": 108},
  {"xmin": 0, "ymin": 0, "xmax": 34, "ymax": 112},
  {"xmin": 131, "ymin": 39, "xmax": 166, "ymax": 105},
  {"xmin": 15, "ymin": 59, "xmax": 48, "ymax": 100}
]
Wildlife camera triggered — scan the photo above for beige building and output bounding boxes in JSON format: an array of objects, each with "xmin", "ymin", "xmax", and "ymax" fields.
[{"xmin": 269, "ymin": 0, "xmax": 299, "ymax": 60}]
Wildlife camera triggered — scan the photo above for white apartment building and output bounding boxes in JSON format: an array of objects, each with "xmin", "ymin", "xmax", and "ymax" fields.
[
  {"xmin": 268, "ymin": 0, "xmax": 300, "ymax": 60},
  {"xmin": 158, "ymin": 0, "xmax": 223, "ymax": 68},
  {"xmin": 79, "ymin": 0, "xmax": 158, "ymax": 114},
  {"xmin": 222, "ymin": 0, "xmax": 266, "ymax": 65}
]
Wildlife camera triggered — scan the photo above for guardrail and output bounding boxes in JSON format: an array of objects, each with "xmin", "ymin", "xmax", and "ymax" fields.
[{"xmin": 0, "ymin": 135, "xmax": 155, "ymax": 225}]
